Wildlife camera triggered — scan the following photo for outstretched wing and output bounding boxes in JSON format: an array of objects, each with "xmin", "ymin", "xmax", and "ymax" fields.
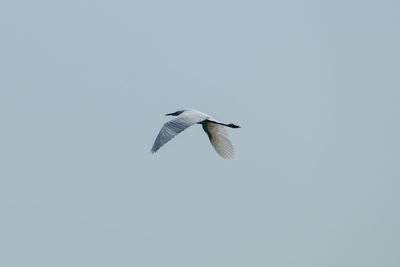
[
  {"xmin": 202, "ymin": 121, "xmax": 235, "ymax": 160},
  {"xmin": 151, "ymin": 111, "xmax": 208, "ymax": 153}
]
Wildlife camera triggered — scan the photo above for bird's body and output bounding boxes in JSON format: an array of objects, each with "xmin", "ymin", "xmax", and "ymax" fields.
[{"xmin": 151, "ymin": 109, "xmax": 240, "ymax": 159}]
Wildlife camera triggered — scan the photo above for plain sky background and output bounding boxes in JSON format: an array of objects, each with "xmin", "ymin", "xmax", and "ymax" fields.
[{"xmin": 1, "ymin": 1, "xmax": 399, "ymax": 266}]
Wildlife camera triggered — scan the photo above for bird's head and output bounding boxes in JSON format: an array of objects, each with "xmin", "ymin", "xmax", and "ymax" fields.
[{"xmin": 165, "ymin": 110, "xmax": 184, "ymax": 116}]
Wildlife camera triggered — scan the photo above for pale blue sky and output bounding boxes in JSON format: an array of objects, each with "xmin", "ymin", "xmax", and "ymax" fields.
[{"xmin": 1, "ymin": 1, "xmax": 399, "ymax": 266}]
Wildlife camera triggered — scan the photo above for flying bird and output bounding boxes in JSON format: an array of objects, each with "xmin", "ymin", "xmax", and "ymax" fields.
[{"xmin": 151, "ymin": 109, "xmax": 240, "ymax": 159}]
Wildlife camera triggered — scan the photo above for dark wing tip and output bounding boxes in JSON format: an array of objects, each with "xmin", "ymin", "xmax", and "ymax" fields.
[{"xmin": 150, "ymin": 145, "xmax": 158, "ymax": 154}]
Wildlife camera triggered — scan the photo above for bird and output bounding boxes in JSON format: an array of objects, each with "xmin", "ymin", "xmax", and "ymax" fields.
[{"xmin": 151, "ymin": 109, "xmax": 240, "ymax": 159}]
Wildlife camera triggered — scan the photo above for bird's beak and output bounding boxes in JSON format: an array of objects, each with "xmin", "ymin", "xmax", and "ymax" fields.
[{"xmin": 165, "ymin": 113, "xmax": 174, "ymax": 116}]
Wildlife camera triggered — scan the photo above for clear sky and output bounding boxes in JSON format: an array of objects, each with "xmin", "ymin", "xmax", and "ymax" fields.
[{"xmin": 1, "ymin": 1, "xmax": 399, "ymax": 266}]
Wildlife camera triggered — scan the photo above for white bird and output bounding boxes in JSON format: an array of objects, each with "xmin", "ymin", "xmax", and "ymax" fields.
[{"xmin": 151, "ymin": 109, "xmax": 240, "ymax": 159}]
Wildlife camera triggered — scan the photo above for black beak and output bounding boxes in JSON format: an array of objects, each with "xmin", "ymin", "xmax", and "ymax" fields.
[{"xmin": 165, "ymin": 110, "xmax": 183, "ymax": 116}]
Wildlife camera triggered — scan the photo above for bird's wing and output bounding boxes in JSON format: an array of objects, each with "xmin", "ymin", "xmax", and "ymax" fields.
[
  {"xmin": 151, "ymin": 111, "xmax": 208, "ymax": 153},
  {"xmin": 202, "ymin": 121, "xmax": 235, "ymax": 160}
]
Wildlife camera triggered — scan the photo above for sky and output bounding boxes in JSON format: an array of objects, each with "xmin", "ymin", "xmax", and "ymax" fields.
[{"xmin": 0, "ymin": 0, "xmax": 399, "ymax": 266}]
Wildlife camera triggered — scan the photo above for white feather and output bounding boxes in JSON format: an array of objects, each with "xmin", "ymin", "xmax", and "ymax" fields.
[
  {"xmin": 202, "ymin": 121, "xmax": 235, "ymax": 160},
  {"xmin": 151, "ymin": 109, "xmax": 239, "ymax": 160},
  {"xmin": 151, "ymin": 110, "xmax": 208, "ymax": 153}
]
